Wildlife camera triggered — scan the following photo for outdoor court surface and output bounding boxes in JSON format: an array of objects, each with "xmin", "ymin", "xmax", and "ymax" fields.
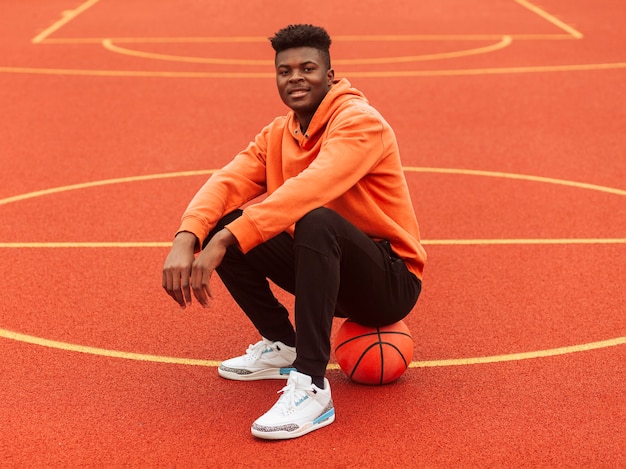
[{"xmin": 0, "ymin": 0, "xmax": 624, "ymax": 467}]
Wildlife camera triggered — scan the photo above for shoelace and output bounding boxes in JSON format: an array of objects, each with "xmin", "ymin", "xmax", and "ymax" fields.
[
  {"xmin": 244, "ymin": 341, "xmax": 270, "ymax": 361},
  {"xmin": 275, "ymin": 380, "xmax": 315, "ymax": 412}
]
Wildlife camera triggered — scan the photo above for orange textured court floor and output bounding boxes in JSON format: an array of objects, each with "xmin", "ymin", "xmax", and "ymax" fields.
[{"xmin": 0, "ymin": 0, "xmax": 624, "ymax": 467}]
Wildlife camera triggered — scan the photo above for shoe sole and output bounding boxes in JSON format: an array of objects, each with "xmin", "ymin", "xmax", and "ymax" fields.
[
  {"xmin": 218, "ymin": 366, "xmax": 296, "ymax": 381},
  {"xmin": 251, "ymin": 409, "xmax": 336, "ymax": 440}
]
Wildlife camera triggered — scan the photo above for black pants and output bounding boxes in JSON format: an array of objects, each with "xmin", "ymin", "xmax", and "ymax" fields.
[{"xmin": 206, "ymin": 207, "xmax": 422, "ymax": 377}]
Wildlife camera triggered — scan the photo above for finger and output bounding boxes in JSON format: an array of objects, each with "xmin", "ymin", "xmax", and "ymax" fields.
[
  {"xmin": 162, "ymin": 269, "xmax": 178, "ymax": 304},
  {"xmin": 203, "ymin": 269, "xmax": 213, "ymax": 300},
  {"xmin": 171, "ymin": 275, "xmax": 186, "ymax": 309},
  {"xmin": 181, "ymin": 277, "xmax": 192, "ymax": 306},
  {"xmin": 161, "ymin": 270, "xmax": 169, "ymax": 291},
  {"xmin": 191, "ymin": 267, "xmax": 209, "ymax": 308},
  {"xmin": 176, "ymin": 267, "xmax": 193, "ymax": 308},
  {"xmin": 164, "ymin": 268, "xmax": 187, "ymax": 309}
]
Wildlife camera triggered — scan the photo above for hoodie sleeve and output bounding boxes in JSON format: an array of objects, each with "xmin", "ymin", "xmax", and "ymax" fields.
[{"xmin": 176, "ymin": 121, "xmax": 276, "ymax": 246}]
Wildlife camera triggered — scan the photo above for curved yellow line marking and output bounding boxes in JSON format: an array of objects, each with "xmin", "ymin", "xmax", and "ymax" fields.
[
  {"xmin": 0, "ymin": 328, "xmax": 220, "ymax": 367},
  {"xmin": 102, "ymin": 38, "xmax": 269, "ymax": 66},
  {"xmin": 0, "ymin": 170, "xmax": 215, "ymax": 207},
  {"xmin": 0, "ymin": 169, "xmax": 623, "ymax": 366},
  {"xmin": 403, "ymin": 167, "xmax": 626, "ymax": 196},
  {"xmin": 101, "ymin": 36, "xmax": 512, "ymax": 66},
  {"xmin": 0, "ymin": 328, "xmax": 622, "ymax": 369},
  {"xmin": 338, "ymin": 36, "xmax": 512, "ymax": 64},
  {"xmin": 0, "ymin": 167, "xmax": 623, "ymax": 210},
  {"xmin": 1, "ymin": 62, "xmax": 625, "ymax": 78},
  {"xmin": 0, "ymin": 168, "xmax": 622, "ymax": 248},
  {"xmin": 408, "ymin": 337, "xmax": 626, "ymax": 368}
]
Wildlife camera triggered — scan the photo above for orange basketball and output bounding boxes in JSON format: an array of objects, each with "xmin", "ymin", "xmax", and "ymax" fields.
[{"xmin": 334, "ymin": 319, "xmax": 414, "ymax": 385}]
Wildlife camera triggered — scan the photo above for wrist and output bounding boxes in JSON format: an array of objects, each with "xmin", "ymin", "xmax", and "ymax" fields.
[
  {"xmin": 216, "ymin": 228, "xmax": 238, "ymax": 247},
  {"xmin": 174, "ymin": 231, "xmax": 199, "ymax": 249}
]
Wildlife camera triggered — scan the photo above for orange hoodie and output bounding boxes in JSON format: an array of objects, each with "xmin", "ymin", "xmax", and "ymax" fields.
[{"xmin": 178, "ymin": 78, "xmax": 426, "ymax": 278}]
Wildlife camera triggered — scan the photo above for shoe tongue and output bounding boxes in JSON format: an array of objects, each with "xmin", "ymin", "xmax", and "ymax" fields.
[{"xmin": 290, "ymin": 371, "xmax": 312, "ymax": 387}]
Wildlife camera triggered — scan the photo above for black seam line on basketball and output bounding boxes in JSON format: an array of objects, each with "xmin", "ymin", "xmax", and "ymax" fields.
[
  {"xmin": 377, "ymin": 328, "xmax": 384, "ymax": 385},
  {"xmin": 334, "ymin": 330, "xmax": 412, "ymax": 351},
  {"xmin": 379, "ymin": 342, "xmax": 410, "ymax": 367},
  {"xmin": 350, "ymin": 342, "xmax": 382, "ymax": 380}
]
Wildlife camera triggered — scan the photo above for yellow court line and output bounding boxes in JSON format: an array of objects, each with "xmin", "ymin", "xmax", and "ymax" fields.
[
  {"xmin": 40, "ymin": 33, "xmax": 576, "ymax": 45},
  {"xmin": 332, "ymin": 33, "xmax": 575, "ymax": 42},
  {"xmin": 0, "ymin": 66, "xmax": 272, "ymax": 79},
  {"xmin": 0, "ymin": 170, "xmax": 215, "ymax": 206},
  {"xmin": 514, "ymin": 0, "xmax": 584, "ymax": 39},
  {"xmin": 101, "ymin": 38, "xmax": 271, "ymax": 66},
  {"xmin": 27, "ymin": 0, "xmax": 582, "ymax": 48},
  {"xmin": 338, "ymin": 36, "xmax": 512, "ymax": 64},
  {"xmin": 31, "ymin": 0, "xmax": 101, "ymax": 44},
  {"xmin": 2, "ymin": 62, "xmax": 625, "ymax": 79},
  {"xmin": 0, "ymin": 242, "xmax": 171, "ymax": 248},
  {"xmin": 348, "ymin": 61, "xmax": 626, "ymax": 77},
  {"xmin": 0, "ymin": 167, "xmax": 623, "ymax": 211},
  {"xmin": 408, "ymin": 337, "xmax": 625, "ymax": 368},
  {"xmin": 0, "ymin": 328, "xmax": 622, "ymax": 369},
  {"xmin": 0, "ymin": 328, "xmax": 219, "ymax": 367},
  {"xmin": 422, "ymin": 238, "xmax": 626, "ymax": 246},
  {"xmin": 0, "ymin": 239, "xmax": 624, "ymax": 249},
  {"xmin": 403, "ymin": 167, "xmax": 626, "ymax": 196},
  {"xmin": 101, "ymin": 36, "xmax": 513, "ymax": 65}
]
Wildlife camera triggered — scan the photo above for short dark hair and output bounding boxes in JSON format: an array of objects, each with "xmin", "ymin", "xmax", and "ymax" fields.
[{"xmin": 269, "ymin": 24, "xmax": 332, "ymax": 68}]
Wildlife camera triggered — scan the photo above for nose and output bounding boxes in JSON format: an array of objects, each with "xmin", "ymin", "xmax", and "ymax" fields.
[{"xmin": 288, "ymin": 70, "xmax": 304, "ymax": 82}]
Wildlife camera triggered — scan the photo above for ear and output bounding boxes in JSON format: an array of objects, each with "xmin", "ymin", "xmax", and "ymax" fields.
[{"xmin": 327, "ymin": 68, "xmax": 335, "ymax": 84}]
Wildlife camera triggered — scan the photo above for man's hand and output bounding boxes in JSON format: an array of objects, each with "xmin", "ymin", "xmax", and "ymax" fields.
[
  {"xmin": 162, "ymin": 229, "xmax": 238, "ymax": 309},
  {"xmin": 189, "ymin": 229, "xmax": 237, "ymax": 307},
  {"xmin": 162, "ymin": 231, "xmax": 198, "ymax": 308}
]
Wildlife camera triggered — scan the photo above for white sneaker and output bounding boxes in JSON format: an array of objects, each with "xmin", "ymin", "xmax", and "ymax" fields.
[
  {"xmin": 218, "ymin": 338, "xmax": 296, "ymax": 381},
  {"xmin": 251, "ymin": 370, "xmax": 335, "ymax": 440}
]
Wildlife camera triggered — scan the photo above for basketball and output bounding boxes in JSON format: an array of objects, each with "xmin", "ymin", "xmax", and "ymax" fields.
[{"xmin": 334, "ymin": 319, "xmax": 414, "ymax": 385}]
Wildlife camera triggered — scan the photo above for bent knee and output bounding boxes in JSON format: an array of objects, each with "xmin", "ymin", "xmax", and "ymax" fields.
[
  {"xmin": 295, "ymin": 207, "xmax": 338, "ymax": 230},
  {"xmin": 293, "ymin": 208, "xmax": 346, "ymax": 247}
]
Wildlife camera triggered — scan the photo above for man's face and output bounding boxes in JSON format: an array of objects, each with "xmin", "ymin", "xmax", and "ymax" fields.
[{"xmin": 275, "ymin": 47, "xmax": 334, "ymax": 125}]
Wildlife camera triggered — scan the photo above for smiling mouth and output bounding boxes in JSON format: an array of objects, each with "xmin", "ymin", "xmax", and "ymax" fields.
[{"xmin": 288, "ymin": 88, "xmax": 309, "ymax": 98}]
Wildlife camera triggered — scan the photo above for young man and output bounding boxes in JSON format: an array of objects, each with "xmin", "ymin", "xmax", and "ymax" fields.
[{"xmin": 162, "ymin": 24, "xmax": 426, "ymax": 440}]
